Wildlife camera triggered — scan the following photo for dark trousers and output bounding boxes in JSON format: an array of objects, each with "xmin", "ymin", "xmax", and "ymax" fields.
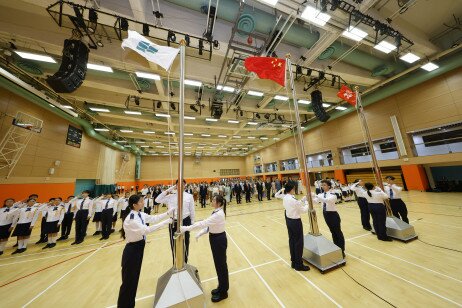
[
  {"xmin": 144, "ymin": 207, "xmax": 152, "ymax": 215},
  {"xmin": 236, "ymin": 193, "xmax": 241, "ymax": 204},
  {"xmin": 266, "ymin": 189, "xmax": 271, "ymax": 200},
  {"xmin": 101, "ymin": 209, "xmax": 114, "ymax": 238},
  {"xmin": 200, "ymin": 195, "xmax": 207, "ymax": 208},
  {"xmin": 368, "ymin": 203, "xmax": 388, "ymax": 240},
  {"xmin": 61, "ymin": 213, "xmax": 74, "ymax": 237},
  {"xmin": 209, "ymin": 232, "xmax": 229, "ymax": 295},
  {"xmin": 245, "ymin": 193, "xmax": 251, "ymax": 203},
  {"xmin": 169, "ymin": 216, "xmax": 191, "ymax": 264},
  {"xmin": 118, "ymin": 240, "xmax": 145, "ymax": 308},
  {"xmin": 75, "ymin": 209, "xmax": 89, "ymax": 242},
  {"xmin": 39, "ymin": 217, "xmax": 48, "ymax": 241},
  {"xmin": 323, "ymin": 211, "xmax": 345, "ymax": 252},
  {"xmin": 390, "ymin": 199, "xmax": 409, "ymax": 223},
  {"xmin": 357, "ymin": 197, "xmax": 372, "ymax": 229},
  {"xmin": 121, "ymin": 208, "xmax": 129, "ymax": 224},
  {"xmin": 257, "ymin": 190, "xmax": 263, "ymax": 201},
  {"xmin": 285, "ymin": 213, "xmax": 304, "ymax": 268}
]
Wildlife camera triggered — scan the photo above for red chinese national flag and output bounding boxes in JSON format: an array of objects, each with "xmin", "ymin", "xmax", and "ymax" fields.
[
  {"xmin": 244, "ymin": 57, "xmax": 286, "ymax": 87},
  {"xmin": 337, "ymin": 85, "xmax": 357, "ymax": 106}
]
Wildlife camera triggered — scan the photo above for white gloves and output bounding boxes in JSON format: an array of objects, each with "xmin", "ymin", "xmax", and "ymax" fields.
[
  {"xmin": 162, "ymin": 218, "xmax": 173, "ymax": 226},
  {"xmin": 301, "ymin": 196, "xmax": 307, "ymax": 203},
  {"xmin": 180, "ymin": 225, "xmax": 192, "ymax": 233},
  {"xmin": 167, "ymin": 208, "xmax": 175, "ymax": 217},
  {"xmin": 195, "ymin": 228, "xmax": 208, "ymax": 241},
  {"xmin": 166, "ymin": 185, "xmax": 176, "ymax": 193}
]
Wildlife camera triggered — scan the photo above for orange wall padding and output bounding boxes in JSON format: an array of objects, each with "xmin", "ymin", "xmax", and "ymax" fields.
[
  {"xmin": 334, "ymin": 169, "xmax": 347, "ymax": 184},
  {"xmin": 0, "ymin": 182, "xmax": 75, "ymax": 206},
  {"xmin": 401, "ymin": 164, "xmax": 430, "ymax": 191}
]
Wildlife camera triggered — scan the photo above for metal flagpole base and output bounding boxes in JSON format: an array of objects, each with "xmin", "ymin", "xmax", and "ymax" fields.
[
  {"xmin": 153, "ymin": 264, "xmax": 205, "ymax": 308},
  {"xmin": 386, "ymin": 216, "xmax": 418, "ymax": 242},
  {"xmin": 303, "ymin": 234, "xmax": 346, "ymax": 274}
]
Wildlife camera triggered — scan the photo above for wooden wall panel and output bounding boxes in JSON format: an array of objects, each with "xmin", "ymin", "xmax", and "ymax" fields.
[{"xmin": 246, "ymin": 67, "xmax": 462, "ymax": 174}]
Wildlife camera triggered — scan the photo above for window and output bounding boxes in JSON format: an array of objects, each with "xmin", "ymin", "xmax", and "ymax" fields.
[
  {"xmin": 379, "ymin": 141, "xmax": 397, "ymax": 153},
  {"xmin": 350, "ymin": 146, "xmax": 370, "ymax": 157},
  {"xmin": 422, "ymin": 128, "xmax": 462, "ymax": 147}
]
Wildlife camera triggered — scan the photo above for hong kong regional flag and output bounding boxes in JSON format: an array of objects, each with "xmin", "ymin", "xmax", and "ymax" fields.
[
  {"xmin": 244, "ymin": 57, "xmax": 286, "ymax": 87},
  {"xmin": 337, "ymin": 85, "xmax": 357, "ymax": 106}
]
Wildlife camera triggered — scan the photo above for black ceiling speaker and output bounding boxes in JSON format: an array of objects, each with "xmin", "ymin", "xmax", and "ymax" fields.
[
  {"xmin": 310, "ymin": 90, "xmax": 330, "ymax": 123},
  {"xmin": 47, "ymin": 39, "xmax": 89, "ymax": 93}
]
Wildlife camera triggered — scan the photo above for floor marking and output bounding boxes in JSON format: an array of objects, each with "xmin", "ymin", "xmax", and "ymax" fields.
[
  {"xmin": 346, "ymin": 253, "xmax": 462, "ymax": 307},
  {"xmin": 414, "ymin": 220, "xmax": 462, "ymax": 229},
  {"xmin": 227, "ymin": 232, "xmax": 286, "ymax": 307},
  {"xmin": 239, "ymin": 223, "xmax": 342, "ymax": 308},
  {"xmin": 22, "ymin": 242, "xmax": 109, "ymax": 307}
]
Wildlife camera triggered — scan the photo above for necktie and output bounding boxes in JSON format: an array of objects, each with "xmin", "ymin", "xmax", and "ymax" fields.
[
  {"xmin": 323, "ymin": 193, "xmax": 327, "ymax": 212},
  {"xmin": 105, "ymin": 199, "xmax": 110, "ymax": 209},
  {"xmin": 389, "ymin": 187, "xmax": 394, "ymax": 199},
  {"xmin": 26, "ymin": 207, "xmax": 31, "ymax": 212},
  {"xmin": 53, "ymin": 206, "xmax": 58, "ymax": 210},
  {"xmin": 80, "ymin": 198, "xmax": 85, "ymax": 210},
  {"xmin": 4, "ymin": 208, "xmax": 9, "ymax": 212},
  {"xmin": 138, "ymin": 212, "xmax": 146, "ymax": 240},
  {"xmin": 147, "ymin": 199, "xmax": 150, "ymax": 207},
  {"xmin": 67, "ymin": 203, "xmax": 72, "ymax": 213}
]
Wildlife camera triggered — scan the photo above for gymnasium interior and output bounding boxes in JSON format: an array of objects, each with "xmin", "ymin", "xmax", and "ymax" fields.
[{"xmin": 0, "ymin": 0, "xmax": 461, "ymax": 307}]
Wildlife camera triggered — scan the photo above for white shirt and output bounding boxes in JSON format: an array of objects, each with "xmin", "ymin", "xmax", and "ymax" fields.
[
  {"xmin": 186, "ymin": 207, "xmax": 225, "ymax": 234},
  {"xmin": 0, "ymin": 207, "xmax": 19, "ymax": 226},
  {"xmin": 314, "ymin": 191, "xmax": 338, "ymax": 212},
  {"xmin": 384, "ymin": 184, "xmax": 403, "ymax": 199},
  {"xmin": 144, "ymin": 198, "xmax": 153, "ymax": 208},
  {"xmin": 350, "ymin": 182, "xmax": 367, "ymax": 198},
  {"xmin": 45, "ymin": 205, "xmax": 65, "ymax": 223},
  {"xmin": 283, "ymin": 193, "xmax": 308, "ymax": 219},
  {"xmin": 63, "ymin": 201, "xmax": 76, "ymax": 216},
  {"xmin": 118, "ymin": 198, "xmax": 129, "ymax": 211},
  {"xmin": 363, "ymin": 188, "xmax": 389, "ymax": 204},
  {"xmin": 123, "ymin": 210, "xmax": 170, "ymax": 243},
  {"xmin": 275, "ymin": 188, "xmax": 285, "ymax": 199},
  {"xmin": 96, "ymin": 198, "xmax": 117, "ymax": 211},
  {"xmin": 155, "ymin": 191, "xmax": 195, "ymax": 223},
  {"xmin": 141, "ymin": 188, "xmax": 149, "ymax": 196},
  {"xmin": 74, "ymin": 198, "xmax": 94, "ymax": 218},
  {"xmin": 15, "ymin": 206, "xmax": 40, "ymax": 226}
]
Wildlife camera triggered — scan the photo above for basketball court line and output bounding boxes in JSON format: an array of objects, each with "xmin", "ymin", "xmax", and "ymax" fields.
[
  {"xmin": 349, "ymin": 240, "xmax": 462, "ymax": 284},
  {"xmin": 104, "ymin": 258, "xmax": 283, "ymax": 308},
  {"xmin": 238, "ymin": 223, "xmax": 342, "ymax": 308},
  {"xmin": 346, "ymin": 253, "xmax": 462, "ymax": 307},
  {"xmin": 22, "ymin": 242, "xmax": 109, "ymax": 307},
  {"xmin": 227, "ymin": 231, "xmax": 286, "ymax": 307}
]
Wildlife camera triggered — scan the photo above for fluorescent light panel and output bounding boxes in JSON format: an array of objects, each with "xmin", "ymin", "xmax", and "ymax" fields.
[
  {"xmin": 217, "ymin": 85, "xmax": 235, "ymax": 92},
  {"xmin": 218, "ymin": 135, "xmax": 227, "ymax": 138},
  {"xmin": 421, "ymin": 62, "xmax": 439, "ymax": 71},
  {"xmin": 95, "ymin": 128, "xmax": 109, "ymax": 132},
  {"xmin": 143, "ymin": 131, "xmax": 155, "ymax": 134},
  {"xmin": 258, "ymin": 0, "xmax": 278, "ymax": 6},
  {"xmin": 14, "ymin": 51, "xmax": 56, "ymax": 63},
  {"xmin": 374, "ymin": 40, "xmax": 397, "ymax": 54},
  {"xmin": 156, "ymin": 113, "xmax": 171, "ymax": 118},
  {"xmin": 62, "ymin": 105, "xmax": 74, "ymax": 109},
  {"xmin": 87, "ymin": 63, "xmax": 113, "ymax": 72},
  {"xmin": 184, "ymin": 116, "xmax": 196, "ymax": 120},
  {"xmin": 298, "ymin": 100, "xmax": 311, "ymax": 105},
  {"xmin": 201, "ymin": 134, "xmax": 211, "ymax": 137},
  {"xmin": 120, "ymin": 129, "xmax": 133, "ymax": 133},
  {"xmin": 124, "ymin": 110, "xmax": 142, "ymax": 115},
  {"xmin": 301, "ymin": 6, "xmax": 331, "ymax": 27},
  {"xmin": 164, "ymin": 132, "xmax": 175, "ymax": 135},
  {"xmin": 89, "ymin": 107, "xmax": 110, "ymax": 112},
  {"xmin": 205, "ymin": 118, "xmax": 218, "ymax": 122},
  {"xmin": 184, "ymin": 133, "xmax": 194, "ymax": 136},
  {"xmin": 400, "ymin": 52, "xmax": 420, "ymax": 63},
  {"xmin": 342, "ymin": 26, "xmax": 368, "ymax": 42},
  {"xmin": 184, "ymin": 79, "xmax": 202, "ymax": 87},
  {"xmin": 274, "ymin": 95, "xmax": 289, "ymax": 101},
  {"xmin": 135, "ymin": 71, "xmax": 160, "ymax": 80},
  {"xmin": 322, "ymin": 103, "xmax": 331, "ymax": 107},
  {"xmin": 335, "ymin": 106, "xmax": 347, "ymax": 110},
  {"xmin": 247, "ymin": 122, "xmax": 258, "ymax": 125},
  {"xmin": 247, "ymin": 90, "xmax": 264, "ymax": 97},
  {"xmin": 228, "ymin": 120, "xmax": 239, "ymax": 124}
]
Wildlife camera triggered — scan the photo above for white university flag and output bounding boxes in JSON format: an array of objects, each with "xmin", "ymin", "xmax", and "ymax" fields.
[{"xmin": 121, "ymin": 30, "xmax": 179, "ymax": 71}]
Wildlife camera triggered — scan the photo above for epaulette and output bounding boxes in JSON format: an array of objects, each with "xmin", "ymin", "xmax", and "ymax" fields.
[{"xmin": 130, "ymin": 213, "xmax": 134, "ymax": 219}]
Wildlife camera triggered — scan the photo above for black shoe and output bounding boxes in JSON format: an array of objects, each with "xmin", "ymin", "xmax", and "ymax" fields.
[
  {"xmin": 35, "ymin": 239, "xmax": 45, "ymax": 244},
  {"xmin": 291, "ymin": 262, "xmax": 295, "ymax": 269},
  {"xmin": 342, "ymin": 251, "xmax": 346, "ymax": 258},
  {"xmin": 110, "ymin": 229, "xmax": 115, "ymax": 233},
  {"xmin": 57, "ymin": 237, "xmax": 64, "ymax": 241},
  {"xmin": 363, "ymin": 227, "xmax": 372, "ymax": 231},
  {"xmin": 294, "ymin": 265, "xmax": 310, "ymax": 271},
  {"xmin": 18, "ymin": 248, "xmax": 26, "ymax": 253},
  {"xmin": 99, "ymin": 237, "xmax": 105, "ymax": 241},
  {"xmin": 42, "ymin": 244, "xmax": 51, "ymax": 250},
  {"xmin": 13, "ymin": 243, "xmax": 18, "ymax": 248},
  {"xmin": 0, "ymin": 251, "xmax": 3, "ymax": 255},
  {"xmin": 12, "ymin": 249, "xmax": 21, "ymax": 255},
  {"xmin": 63, "ymin": 236, "xmax": 69, "ymax": 240},
  {"xmin": 211, "ymin": 292, "xmax": 228, "ymax": 303},
  {"xmin": 71, "ymin": 242, "xmax": 77, "ymax": 245},
  {"xmin": 211, "ymin": 288, "xmax": 220, "ymax": 295},
  {"xmin": 93, "ymin": 231, "xmax": 101, "ymax": 236},
  {"xmin": 50, "ymin": 243, "xmax": 56, "ymax": 248}
]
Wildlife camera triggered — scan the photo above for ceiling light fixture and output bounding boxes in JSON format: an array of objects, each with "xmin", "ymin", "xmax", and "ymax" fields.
[
  {"xmin": 298, "ymin": 100, "xmax": 311, "ymax": 105},
  {"xmin": 342, "ymin": 26, "xmax": 368, "ymax": 42},
  {"xmin": 143, "ymin": 131, "xmax": 156, "ymax": 134},
  {"xmin": 247, "ymin": 90, "xmax": 264, "ymax": 97},
  {"xmin": 217, "ymin": 85, "xmax": 235, "ymax": 92},
  {"xmin": 135, "ymin": 72, "xmax": 161, "ymax": 80},
  {"xmin": 335, "ymin": 106, "xmax": 347, "ymax": 110},
  {"xmin": 89, "ymin": 107, "xmax": 110, "ymax": 112},
  {"xmin": 95, "ymin": 128, "xmax": 109, "ymax": 132},
  {"xmin": 247, "ymin": 122, "xmax": 258, "ymax": 125},
  {"xmin": 205, "ymin": 118, "xmax": 218, "ymax": 122},
  {"xmin": 184, "ymin": 79, "xmax": 202, "ymax": 87},
  {"xmin": 156, "ymin": 113, "xmax": 171, "ymax": 118},
  {"xmin": 14, "ymin": 51, "xmax": 56, "ymax": 63},
  {"xmin": 421, "ymin": 62, "xmax": 439, "ymax": 71},
  {"xmin": 374, "ymin": 40, "xmax": 397, "ymax": 54},
  {"xmin": 399, "ymin": 52, "xmax": 420, "ymax": 63},
  {"xmin": 124, "ymin": 110, "xmax": 142, "ymax": 115},
  {"xmin": 184, "ymin": 116, "xmax": 196, "ymax": 120},
  {"xmin": 301, "ymin": 6, "xmax": 331, "ymax": 27},
  {"xmin": 120, "ymin": 129, "xmax": 133, "ymax": 133},
  {"xmin": 274, "ymin": 95, "xmax": 289, "ymax": 101},
  {"xmin": 228, "ymin": 120, "xmax": 239, "ymax": 124},
  {"xmin": 87, "ymin": 63, "xmax": 113, "ymax": 72}
]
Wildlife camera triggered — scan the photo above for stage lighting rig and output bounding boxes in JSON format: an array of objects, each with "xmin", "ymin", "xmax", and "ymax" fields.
[
  {"xmin": 199, "ymin": 39, "xmax": 204, "ymax": 56},
  {"xmin": 156, "ymin": 101, "xmax": 162, "ymax": 109},
  {"xmin": 203, "ymin": 6, "xmax": 216, "ymax": 41},
  {"xmin": 120, "ymin": 18, "xmax": 129, "ymax": 31},
  {"xmin": 167, "ymin": 31, "xmax": 176, "ymax": 46},
  {"xmin": 143, "ymin": 23, "xmax": 150, "ymax": 36},
  {"xmin": 170, "ymin": 102, "xmax": 176, "ymax": 111}
]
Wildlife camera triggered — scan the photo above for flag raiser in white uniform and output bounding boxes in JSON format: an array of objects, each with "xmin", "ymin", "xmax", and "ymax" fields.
[{"xmin": 121, "ymin": 30, "xmax": 179, "ymax": 71}]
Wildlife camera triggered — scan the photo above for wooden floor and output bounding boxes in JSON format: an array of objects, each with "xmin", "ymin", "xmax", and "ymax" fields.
[{"xmin": 1, "ymin": 190, "xmax": 461, "ymax": 308}]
